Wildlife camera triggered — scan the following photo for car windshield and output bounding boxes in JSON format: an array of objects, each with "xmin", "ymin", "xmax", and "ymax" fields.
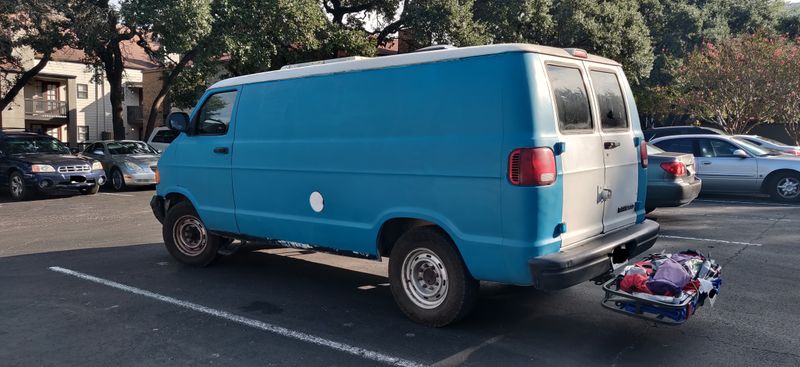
[
  {"xmin": 646, "ymin": 143, "xmax": 664, "ymax": 155},
  {"xmin": 732, "ymin": 137, "xmax": 774, "ymax": 156},
  {"xmin": 5, "ymin": 136, "xmax": 70, "ymax": 155},
  {"xmin": 107, "ymin": 141, "xmax": 158, "ymax": 155},
  {"xmin": 750, "ymin": 135, "xmax": 788, "ymax": 146}
]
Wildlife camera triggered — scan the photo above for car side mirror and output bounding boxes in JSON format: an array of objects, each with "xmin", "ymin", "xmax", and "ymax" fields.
[
  {"xmin": 69, "ymin": 147, "xmax": 80, "ymax": 154},
  {"xmin": 0, "ymin": 150, "xmax": 5, "ymax": 158},
  {"xmin": 733, "ymin": 149, "xmax": 749, "ymax": 158},
  {"xmin": 167, "ymin": 112, "xmax": 191, "ymax": 133}
]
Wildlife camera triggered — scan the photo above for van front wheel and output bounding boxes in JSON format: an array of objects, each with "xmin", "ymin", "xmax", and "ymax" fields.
[
  {"xmin": 162, "ymin": 201, "xmax": 222, "ymax": 266},
  {"xmin": 389, "ymin": 226, "xmax": 478, "ymax": 327}
]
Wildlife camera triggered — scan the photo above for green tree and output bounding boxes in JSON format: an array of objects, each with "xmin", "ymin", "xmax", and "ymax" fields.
[
  {"xmin": 472, "ymin": 0, "xmax": 553, "ymax": 44},
  {"xmin": 669, "ymin": 34, "xmax": 796, "ymax": 134},
  {"xmin": 0, "ymin": 0, "xmax": 75, "ymax": 116},
  {"xmin": 69, "ymin": 0, "xmax": 139, "ymax": 140},
  {"xmin": 550, "ymin": 0, "xmax": 654, "ymax": 84}
]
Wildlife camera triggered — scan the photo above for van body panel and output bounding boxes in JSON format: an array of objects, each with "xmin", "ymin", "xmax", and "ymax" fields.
[
  {"xmin": 231, "ymin": 54, "xmax": 510, "ymax": 278},
  {"xmin": 587, "ymin": 65, "xmax": 640, "ymax": 232},
  {"xmin": 157, "ymin": 86, "xmax": 241, "ymax": 233}
]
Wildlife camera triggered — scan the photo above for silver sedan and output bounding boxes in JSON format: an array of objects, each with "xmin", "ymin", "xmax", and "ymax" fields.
[
  {"xmin": 81, "ymin": 141, "xmax": 160, "ymax": 191},
  {"xmin": 651, "ymin": 134, "xmax": 800, "ymax": 202}
]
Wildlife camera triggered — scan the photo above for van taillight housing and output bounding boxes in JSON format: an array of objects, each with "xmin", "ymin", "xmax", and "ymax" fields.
[
  {"xmin": 660, "ymin": 162, "xmax": 686, "ymax": 176},
  {"xmin": 508, "ymin": 148, "xmax": 557, "ymax": 186},
  {"xmin": 640, "ymin": 143, "xmax": 648, "ymax": 168}
]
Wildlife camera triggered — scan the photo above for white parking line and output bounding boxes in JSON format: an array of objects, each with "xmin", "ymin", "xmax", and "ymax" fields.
[
  {"xmin": 48, "ymin": 266, "xmax": 425, "ymax": 367},
  {"xmin": 694, "ymin": 199, "xmax": 794, "ymax": 207},
  {"xmin": 660, "ymin": 235, "xmax": 763, "ymax": 247},
  {"xmin": 99, "ymin": 192, "xmax": 135, "ymax": 197}
]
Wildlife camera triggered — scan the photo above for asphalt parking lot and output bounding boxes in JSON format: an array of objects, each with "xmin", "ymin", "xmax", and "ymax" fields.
[{"xmin": 1, "ymin": 189, "xmax": 799, "ymax": 366}]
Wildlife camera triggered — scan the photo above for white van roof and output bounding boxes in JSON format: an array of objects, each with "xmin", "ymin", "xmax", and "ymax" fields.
[{"xmin": 210, "ymin": 43, "xmax": 620, "ymax": 89}]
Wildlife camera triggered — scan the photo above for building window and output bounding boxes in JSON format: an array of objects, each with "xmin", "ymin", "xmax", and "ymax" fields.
[
  {"xmin": 78, "ymin": 126, "xmax": 89, "ymax": 143},
  {"xmin": 77, "ymin": 84, "xmax": 88, "ymax": 99}
]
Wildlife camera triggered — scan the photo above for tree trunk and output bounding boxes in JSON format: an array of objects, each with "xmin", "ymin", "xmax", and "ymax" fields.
[
  {"xmin": 102, "ymin": 40, "xmax": 126, "ymax": 140},
  {"xmin": 143, "ymin": 47, "xmax": 201, "ymax": 140},
  {"xmin": 0, "ymin": 52, "xmax": 52, "ymax": 114}
]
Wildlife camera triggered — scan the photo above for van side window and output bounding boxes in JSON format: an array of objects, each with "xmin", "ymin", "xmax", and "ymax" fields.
[
  {"xmin": 195, "ymin": 91, "xmax": 238, "ymax": 136},
  {"xmin": 546, "ymin": 65, "xmax": 592, "ymax": 132},
  {"xmin": 589, "ymin": 71, "xmax": 628, "ymax": 130}
]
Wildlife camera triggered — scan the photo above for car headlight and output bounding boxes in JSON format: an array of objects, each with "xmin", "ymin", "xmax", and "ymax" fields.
[
  {"xmin": 123, "ymin": 161, "xmax": 144, "ymax": 173},
  {"xmin": 92, "ymin": 161, "xmax": 104, "ymax": 171},
  {"xmin": 31, "ymin": 164, "xmax": 56, "ymax": 173}
]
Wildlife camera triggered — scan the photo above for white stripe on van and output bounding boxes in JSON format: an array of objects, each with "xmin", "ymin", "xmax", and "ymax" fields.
[{"xmin": 48, "ymin": 266, "xmax": 425, "ymax": 367}]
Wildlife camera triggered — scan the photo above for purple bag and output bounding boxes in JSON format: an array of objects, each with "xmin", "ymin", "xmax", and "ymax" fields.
[{"xmin": 647, "ymin": 259, "xmax": 692, "ymax": 295}]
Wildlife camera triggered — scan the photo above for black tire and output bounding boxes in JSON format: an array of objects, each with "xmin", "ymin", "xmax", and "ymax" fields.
[
  {"xmin": 162, "ymin": 201, "xmax": 223, "ymax": 266},
  {"xmin": 8, "ymin": 171, "xmax": 32, "ymax": 201},
  {"xmin": 768, "ymin": 172, "xmax": 800, "ymax": 203},
  {"xmin": 80, "ymin": 185, "xmax": 100, "ymax": 195},
  {"xmin": 111, "ymin": 168, "xmax": 127, "ymax": 192},
  {"xmin": 389, "ymin": 226, "xmax": 479, "ymax": 327}
]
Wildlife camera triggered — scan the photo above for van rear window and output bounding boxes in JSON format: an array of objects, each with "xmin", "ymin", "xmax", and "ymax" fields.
[
  {"xmin": 546, "ymin": 65, "xmax": 592, "ymax": 132},
  {"xmin": 590, "ymin": 71, "xmax": 629, "ymax": 130}
]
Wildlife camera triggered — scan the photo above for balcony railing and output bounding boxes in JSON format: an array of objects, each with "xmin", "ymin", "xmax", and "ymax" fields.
[
  {"xmin": 127, "ymin": 105, "xmax": 144, "ymax": 125},
  {"xmin": 24, "ymin": 99, "xmax": 67, "ymax": 118}
]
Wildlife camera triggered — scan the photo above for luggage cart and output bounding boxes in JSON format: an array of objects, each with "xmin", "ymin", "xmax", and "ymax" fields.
[{"xmin": 600, "ymin": 253, "xmax": 721, "ymax": 325}]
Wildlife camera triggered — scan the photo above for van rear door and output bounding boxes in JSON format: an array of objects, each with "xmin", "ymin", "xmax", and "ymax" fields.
[
  {"xmin": 587, "ymin": 67, "xmax": 639, "ymax": 232},
  {"xmin": 542, "ymin": 59, "xmax": 605, "ymax": 247}
]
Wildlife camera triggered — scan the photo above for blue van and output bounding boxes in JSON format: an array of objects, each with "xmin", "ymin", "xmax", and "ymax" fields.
[{"xmin": 150, "ymin": 44, "xmax": 659, "ymax": 326}]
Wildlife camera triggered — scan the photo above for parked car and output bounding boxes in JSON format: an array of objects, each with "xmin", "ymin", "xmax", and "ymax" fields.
[
  {"xmin": 651, "ymin": 134, "xmax": 800, "ymax": 202},
  {"xmin": 0, "ymin": 129, "xmax": 106, "ymax": 200},
  {"xmin": 146, "ymin": 127, "xmax": 180, "ymax": 153},
  {"xmin": 150, "ymin": 44, "xmax": 659, "ymax": 326},
  {"xmin": 645, "ymin": 143, "xmax": 702, "ymax": 212},
  {"xmin": 643, "ymin": 126, "xmax": 725, "ymax": 141},
  {"xmin": 81, "ymin": 140, "xmax": 160, "ymax": 191},
  {"xmin": 734, "ymin": 135, "xmax": 800, "ymax": 156}
]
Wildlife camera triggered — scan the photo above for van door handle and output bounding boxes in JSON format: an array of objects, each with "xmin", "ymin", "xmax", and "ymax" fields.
[
  {"xmin": 213, "ymin": 147, "xmax": 229, "ymax": 154},
  {"xmin": 702, "ymin": 161, "xmax": 711, "ymax": 165},
  {"xmin": 604, "ymin": 141, "xmax": 620, "ymax": 150}
]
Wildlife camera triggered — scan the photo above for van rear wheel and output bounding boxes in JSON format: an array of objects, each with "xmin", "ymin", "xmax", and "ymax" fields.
[
  {"xmin": 162, "ymin": 201, "xmax": 223, "ymax": 266},
  {"xmin": 389, "ymin": 226, "xmax": 478, "ymax": 327}
]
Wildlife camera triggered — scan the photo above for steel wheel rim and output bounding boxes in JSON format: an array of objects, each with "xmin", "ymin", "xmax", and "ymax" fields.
[
  {"xmin": 172, "ymin": 215, "xmax": 208, "ymax": 257},
  {"xmin": 401, "ymin": 248, "xmax": 449, "ymax": 309},
  {"xmin": 776, "ymin": 177, "xmax": 800, "ymax": 199},
  {"xmin": 10, "ymin": 176, "xmax": 23, "ymax": 198},
  {"xmin": 112, "ymin": 171, "xmax": 123, "ymax": 190}
]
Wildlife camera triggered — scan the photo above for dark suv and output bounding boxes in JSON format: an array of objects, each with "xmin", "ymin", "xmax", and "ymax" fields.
[
  {"xmin": 0, "ymin": 129, "xmax": 107, "ymax": 200},
  {"xmin": 643, "ymin": 126, "xmax": 725, "ymax": 141}
]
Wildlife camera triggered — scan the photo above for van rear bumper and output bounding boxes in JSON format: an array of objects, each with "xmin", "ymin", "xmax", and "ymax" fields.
[{"xmin": 528, "ymin": 220, "xmax": 659, "ymax": 291}]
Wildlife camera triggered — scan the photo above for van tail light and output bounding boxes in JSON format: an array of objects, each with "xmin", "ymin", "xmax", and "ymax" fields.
[
  {"xmin": 508, "ymin": 148, "xmax": 556, "ymax": 186},
  {"xmin": 640, "ymin": 143, "xmax": 648, "ymax": 168},
  {"xmin": 660, "ymin": 162, "xmax": 686, "ymax": 176},
  {"xmin": 792, "ymin": 150, "xmax": 800, "ymax": 156},
  {"xmin": 152, "ymin": 165, "xmax": 160, "ymax": 184}
]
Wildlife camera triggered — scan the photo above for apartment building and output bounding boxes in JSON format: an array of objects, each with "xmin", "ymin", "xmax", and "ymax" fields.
[{"xmin": 0, "ymin": 39, "xmax": 159, "ymax": 146}]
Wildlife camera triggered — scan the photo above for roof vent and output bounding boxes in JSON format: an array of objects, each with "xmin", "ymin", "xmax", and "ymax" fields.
[
  {"xmin": 280, "ymin": 56, "xmax": 371, "ymax": 70},
  {"xmin": 414, "ymin": 45, "xmax": 457, "ymax": 53}
]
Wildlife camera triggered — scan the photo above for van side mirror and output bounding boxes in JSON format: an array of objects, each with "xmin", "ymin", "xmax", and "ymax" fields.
[
  {"xmin": 69, "ymin": 147, "xmax": 80, "ymax": 154},
  {"xmin": 733, "ymin": 149, "xmax": 748, "ymax": 158},
  {"xmin": 167, "ymin": 112, "xmax": 191, "ymax": 133}
]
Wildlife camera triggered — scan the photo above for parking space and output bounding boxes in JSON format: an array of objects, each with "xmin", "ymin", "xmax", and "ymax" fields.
[{"xmin": 1, "ymin": 191, "xmax": 799, "ymax": 366}]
